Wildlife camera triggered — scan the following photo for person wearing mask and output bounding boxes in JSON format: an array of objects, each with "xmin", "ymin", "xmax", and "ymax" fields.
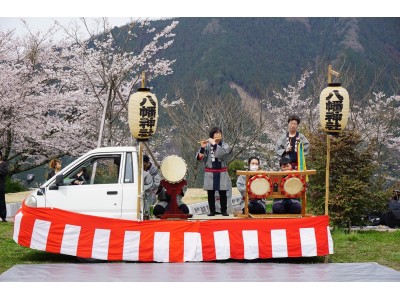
[
  {"xmin": 143, "ymin": 154, "xmax": 161, "ymax": 218},
  {"xmin": 275, "ymin": 114, "xmax": 310, "ymax": 170},
  {"xmin": 196, "ymin": 127, "xmax": 231, "ymax": 217},
  {"xmin": 0, "ymin": 151, "xmax": 9, "ymax": 222},
  {"xmin": 272, "ymin": 157, "xmax": 301, "ymax": 214},
  {"xmin": 47, "ymin": 159, "xmax": 62, "ymax": 180},
  {"xmin": 236, "ymin": 156, "xmax": 267, "ymax": 214}
]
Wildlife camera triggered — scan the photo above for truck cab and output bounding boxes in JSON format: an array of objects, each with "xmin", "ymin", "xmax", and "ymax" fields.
[{"xmin": 24, "ymin": 147, "xmax": 142, "ymax": 220}]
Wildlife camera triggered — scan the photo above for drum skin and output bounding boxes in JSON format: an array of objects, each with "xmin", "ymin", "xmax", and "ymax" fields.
[
  {"xmin": 160, "ymin": 155, "xmax": 187, "ymax": 183},
  {"xmin": 280, "ymin": 174, "xmax": 306, "ymax": 197},
  {"xmin": 247, "ymin": 174, "xmax": 272, "ymax": 198}
]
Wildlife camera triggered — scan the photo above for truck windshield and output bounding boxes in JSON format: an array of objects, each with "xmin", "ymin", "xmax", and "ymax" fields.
[{"xmin": 65, "ymin": 154, "xmax": 122, "ymax": 185}]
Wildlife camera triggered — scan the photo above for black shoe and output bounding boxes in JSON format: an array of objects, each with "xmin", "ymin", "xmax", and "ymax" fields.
[
  {"xmin": 1, "ymin": 219, "xmax": 7, "ymax": 222},
  {"xmin": 207, "ymin": 213, "xmax": 215, "ymax": 216},
  {"xmin": 221, "ymin": 212, "xmax": 229, "ymax": 216}
]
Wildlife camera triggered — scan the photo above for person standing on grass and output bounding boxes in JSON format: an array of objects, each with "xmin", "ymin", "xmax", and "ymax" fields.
[
  {"xmin": 0, "ymin": 150, "xmax": 9, "ymax": 222},
  {"xmin": 47, "ymin": 159, "xmax": 62, "ymax": 180}
]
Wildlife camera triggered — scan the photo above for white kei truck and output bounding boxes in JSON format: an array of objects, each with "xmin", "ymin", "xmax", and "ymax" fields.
[{"xmin": 25, "ymin": 147, "xmax": 145, "ymax": 220}]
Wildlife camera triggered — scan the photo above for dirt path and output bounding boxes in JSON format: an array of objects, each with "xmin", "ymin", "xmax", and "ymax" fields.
[{"xmin": 5, "ymin": 191, "xmax": 31, "ymax": 203}]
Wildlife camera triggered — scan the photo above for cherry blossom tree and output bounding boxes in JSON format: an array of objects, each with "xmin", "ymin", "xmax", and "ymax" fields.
[
  {"xmin": 351, "ymin": 92, "xmax": 400, "ymax": 179},
  {"xmin": 0, "ymin": 27, "xmax": 91, "ymax": 175},
  {"xmin": 0, "ymin": 18, "xmax": 178, "ymax": 176},
  {"xmin": 56, "ymin": 18, "xmax": 178, "ymax": 148}
]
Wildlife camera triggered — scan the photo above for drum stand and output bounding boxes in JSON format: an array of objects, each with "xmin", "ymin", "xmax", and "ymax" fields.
[
  {"xmin": 235, "ymin": 170, "xmax": 316, "ymax": 218},
  {"xmin": 159, "ymin": 179, "xmax": 193, "ymax": 219}
]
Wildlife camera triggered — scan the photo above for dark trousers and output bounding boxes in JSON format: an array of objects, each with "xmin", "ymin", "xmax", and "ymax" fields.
[
  {"xmin": 0, "ymin": 188, "xmax": 6, "ymax": 220},
  {"xmin": 272, "ymin": 199, "xmax": 301, "ymax": 214},
  {"xmin": 207, "ymin": 190, "xmax": 227, "ymax": 214},
  {"xmin": 153, "ymin": 203, "xmax": 189, "ymax": 217}
]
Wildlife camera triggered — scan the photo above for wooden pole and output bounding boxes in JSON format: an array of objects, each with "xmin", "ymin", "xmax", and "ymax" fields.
[
  {"xmin": 137, "ymin": 71, "xmax": 146, "ymax": 220},
  {"xmin": 325, "ymin": 64, "xmax": 332, "ymax": 216},
  {"xmin": 324, "ymin": 65, "xmax": 332, "ymax": 263},
  {"xmin": 141, "ymin": 71, "xmax": 145, "ymax": 88},
  {"xmin": 143, "ymin": 141, "xmax": 160, "ymax": 169},
  {"xmin": 97, "ymin": 90, "xmax": 109, "ymax": 148},
  {"xmin": 324, "ymin": 135, "xmax": 330, "ymax": 263},
  {"xmin": 325, "ymin": 135, "xmax": 330, "ymax": 216},
  {"xmin": 137, "ymin": 142, "xmax": 143, "ymax": 220},
  {"xmin": 244, "ymin": 175, "xmax": 249, "ymax": 217},
  {"xmin": 328, "ymin": 65, "xmax": 332, "ymax": 86}
]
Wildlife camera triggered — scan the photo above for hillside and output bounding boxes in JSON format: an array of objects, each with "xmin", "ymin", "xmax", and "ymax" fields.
[{"xmin": 133, "ymin": 17, "xmax": 400, "ymax": 100}]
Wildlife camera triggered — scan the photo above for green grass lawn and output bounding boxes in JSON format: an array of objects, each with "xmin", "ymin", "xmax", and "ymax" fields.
[
  {"xmin": 329, "ymin": 229, "xmax": 400, "ymax": 271},
  {"xmin": 1, "ymin": 222, "xmax": 399, "ymax": 275}
]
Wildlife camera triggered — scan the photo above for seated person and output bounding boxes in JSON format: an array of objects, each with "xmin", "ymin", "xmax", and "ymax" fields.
[
  {"xmin": 272, "ymin": 157, "xmax": 301, "ymax": 214},
  {"xmin": 72, "ymin": 167, "xmax": 90, "ymax": 185},
  {"xmin": 143, "ymin": 154, "xmax": 161, "ymax": 218},
  {"xmin": 236, "ymin": 156, "xmax": 267, "ymax": 214},
  {"xmin": 142, "ymin": 170, "xmax": 154, "ymax": 219},
  {"xmin": 153, "ymin": 184, "xmax": 189, "ymax": 217}
]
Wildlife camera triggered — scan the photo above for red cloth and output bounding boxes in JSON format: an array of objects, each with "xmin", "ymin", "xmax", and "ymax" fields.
[{"xmin": 13, "ymin": 202, "xmax": 333, "ymax": 262}]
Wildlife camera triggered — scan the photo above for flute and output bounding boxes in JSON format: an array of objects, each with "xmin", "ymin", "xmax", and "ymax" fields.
[{"xmin": 198, "ymin": 138, "xmax": 222, "ymax": 144}]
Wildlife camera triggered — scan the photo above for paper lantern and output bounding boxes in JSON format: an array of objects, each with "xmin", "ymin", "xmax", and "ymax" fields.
[
  {"xmin": 128, "ymin": 87, "xmax": 158, "ymax": 141},
  {"xmin": 319, "ymin": 83, "xmax": 350, "ymax": 133}
]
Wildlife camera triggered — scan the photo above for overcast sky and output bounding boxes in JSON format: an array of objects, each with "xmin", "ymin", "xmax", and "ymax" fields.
[
  {"xmin": 0, "ymin": 17, "xmax": 134, "ymax": 37},
  {"xmin": 1, "ymin": 0, "xmax": 395, "ymax": 38}
]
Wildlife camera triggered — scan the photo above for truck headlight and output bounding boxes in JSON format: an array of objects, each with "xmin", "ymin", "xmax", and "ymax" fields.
[{"xmin": 25, "ymin": 195, "xmax": 37, "ymax": 207}]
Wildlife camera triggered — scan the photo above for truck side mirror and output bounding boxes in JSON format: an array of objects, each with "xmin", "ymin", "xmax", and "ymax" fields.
[{"xmin": 26, "ymin": 174, "xmax": 35, "ymax": 185}]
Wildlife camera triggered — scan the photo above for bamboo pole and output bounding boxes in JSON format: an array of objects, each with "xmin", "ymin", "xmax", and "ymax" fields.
[
  {"xmin": 325, "ymin": 64, "xmax": 332, "ymax": 216},
  {"xmin": 141, "ymin": 71, "xmax": 145, "ymax": 88},
  {"xmin": 324, "ymin": 140, "xmax": 330, "ymax": 263},
  {"xmin": 324, "ymin": 65, "xmax": 332, "ymax": 264},
  {"xmin": 325, "ymin": 135, "xmax": 330, "ymax": 216},
  {"xmin": 136, "ymin": 71, "xmax": 146, "ymax": 220},
  {"xmin": 143, "ymin": 141, "xmax": 160, "ymax": 169},
  {"xmin": 137, "ymin": 142, "xmax": 143, "ymax": 220},
  {"xmin": 327, "ymin": 65, "xmax": 332, "ymax": 86}
]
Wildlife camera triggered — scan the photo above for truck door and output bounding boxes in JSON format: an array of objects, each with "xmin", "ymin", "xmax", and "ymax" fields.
[
  {"xmin": 120, "ymin": 151, "xmax": 139, "ymax": 220},
  {"xmin": 45, "ymin": 154, "xmax": 123, "ymax": 219}
]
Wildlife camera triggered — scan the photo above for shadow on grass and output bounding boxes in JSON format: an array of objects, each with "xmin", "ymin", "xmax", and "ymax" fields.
[
  {"xmin": 19, "ymin": 251, "xmax": 80, "ymax": 264},
  {"xmin": 212, "ymin": 257, "xmax": 326, "ymax": 264},
  {"xmin": 19, "ymin": 251, "xmax": 327, "ymax": 265}
]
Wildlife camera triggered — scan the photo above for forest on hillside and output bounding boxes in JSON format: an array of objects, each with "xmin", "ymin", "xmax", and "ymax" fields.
[{"xmin": 128, "ymin": 17, "xmax": 400, "ymax": 101}]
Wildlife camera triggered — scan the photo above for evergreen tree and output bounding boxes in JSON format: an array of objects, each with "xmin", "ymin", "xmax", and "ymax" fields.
[{"xmin": 307, "ymin": 129, "xmax": 389, "ymax": 228}]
